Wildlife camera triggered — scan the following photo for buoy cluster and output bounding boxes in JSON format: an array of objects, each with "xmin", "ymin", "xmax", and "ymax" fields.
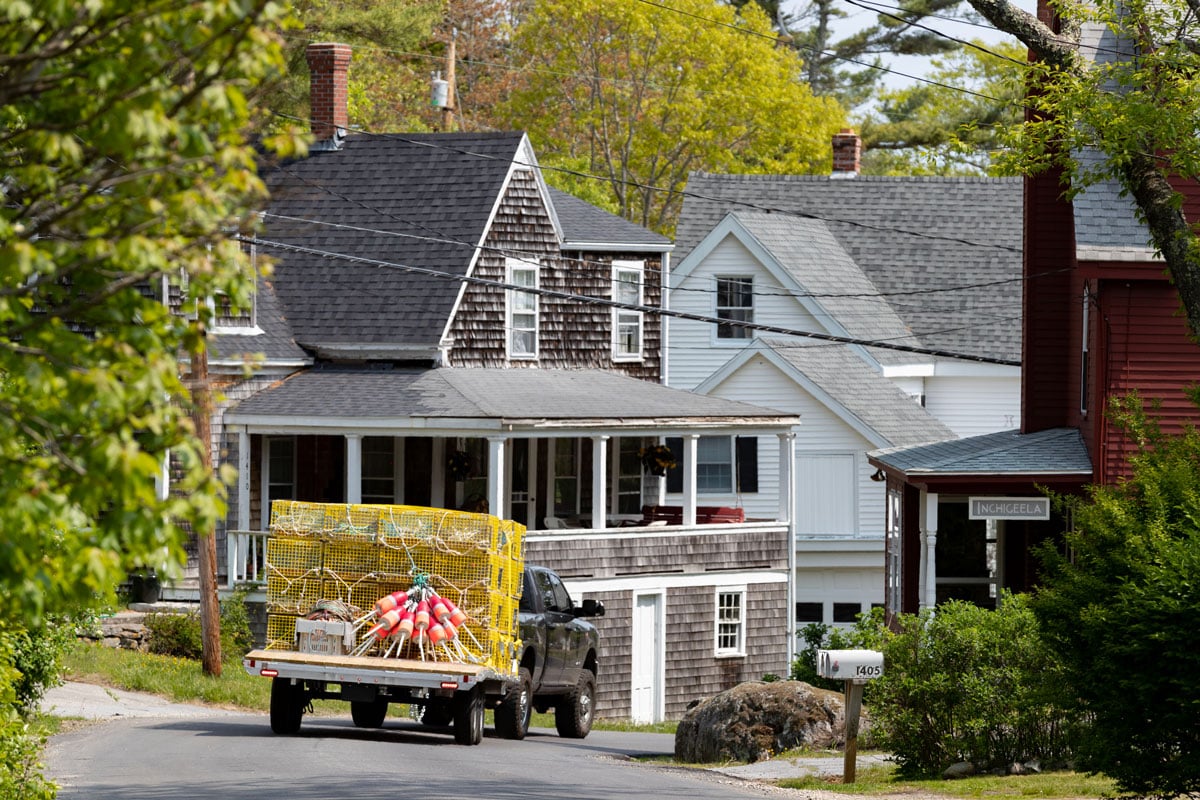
[{"xmin": 350, "ymin": 582, "xmax": 482, "ymax": 662}]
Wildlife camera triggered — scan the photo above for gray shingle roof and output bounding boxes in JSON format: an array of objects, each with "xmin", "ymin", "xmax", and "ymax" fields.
[
  {"xmin": 731, "ymin": 212, "xmax": 923, "ymax": 367},
  {"xmin": 676, "ymin": 173, "xmax": 1024, "ymax": 363},
  {"xmin": 226, "ymin": 367, "xmax": 797, "ymax": 427},
  {"xmin": 548, "ymin": 187, "xmax": 672, "ymax": 251},
  {"xmin": 259, "ymin": 132, "xmax": 526, "ymax": 352},
  {"xmin": 868, "ymin": 427, "xmax": 1093, "ymax": 476},
  {"xmin": 762, "ymin": 339, "xmax": 955, "ymax": 447},
  {"xmin": 209, "ymin": 278, "xmax": 311, "ymax": 364}
]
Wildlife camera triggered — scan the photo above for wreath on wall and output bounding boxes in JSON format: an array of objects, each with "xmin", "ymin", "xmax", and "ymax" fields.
[
  {"xmin": 447, "ymin": 450, "xmax": 473, "ymax": 481},
  {"xmin": 639, "ymin": 444, "xmax": 677, "ymax": 477}
]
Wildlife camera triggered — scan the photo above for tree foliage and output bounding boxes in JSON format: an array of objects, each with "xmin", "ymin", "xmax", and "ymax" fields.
[
  {"xmin": 1033, "ymin": 392, "xmax": 1200, "ymax": 799},
  {"xmin": 859, "ymin": 39, "xmax": 1026, "ymax": 175},
  {"xmin": 261, "ymin": 0, "xmax": 443, "ymax": 133},
  {"xmin": 498, "ymin": 0, "xmax": 844, "ymax": 234},
  {"xmin": 970, "ymin": 0, "xmax": 1200, "ymax": 338},
  {"xmin": 0, "ymin": 1, "xmax": 294, "ymax": 626}
]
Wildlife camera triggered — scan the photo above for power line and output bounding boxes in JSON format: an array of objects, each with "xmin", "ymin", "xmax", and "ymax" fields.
[{"xmin": 242, "ymin": 234, "xmax": 1019, "ymax": 366}]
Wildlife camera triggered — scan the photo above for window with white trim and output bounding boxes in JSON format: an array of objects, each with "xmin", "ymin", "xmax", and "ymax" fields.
[
  {"xmin": 715, "ymin": 588, "xmax": 746, "ymax": 656},
  {"xmin": 697, "ymin": 435, "xmax": 734, "ymax": 493},
  {"xmin": 506, "ymin": 258, "xmax": 539, "ymax": 359},
  {"xmin": 716, "ymin": 276, "xmax": 753, "ymax": 340},
  {"xmin": 612, "ymin": 260, "xmax": 644, "ymax": 360}
]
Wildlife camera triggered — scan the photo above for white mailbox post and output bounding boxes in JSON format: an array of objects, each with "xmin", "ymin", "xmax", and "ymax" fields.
[{"xmin": 817, "ymin": 649, "xmax": 884, "ymax": 784}]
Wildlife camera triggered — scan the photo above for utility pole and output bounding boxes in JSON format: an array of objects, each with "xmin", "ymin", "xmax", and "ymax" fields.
[
  {"xmin": 442, "ymin": 29, "xmax": 456, "ymax": 132},
  {"xmin": 191, "ymin": 328, "xmax": 223, "ymax": 676}
]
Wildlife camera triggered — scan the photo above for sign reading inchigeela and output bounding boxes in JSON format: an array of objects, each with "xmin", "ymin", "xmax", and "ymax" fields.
[{"xmin": 969, "ymin": 496, "xmax": 1050, "ymax": 521}]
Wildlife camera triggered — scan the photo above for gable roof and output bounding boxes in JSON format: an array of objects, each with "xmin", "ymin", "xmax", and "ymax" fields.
[
  {"xmin": 868, "ymin": 427, "xmax": 1092, "ymax": 477},
  {"xmin": 259, "ymin": 132, "xmax": 529, "ymax": 355},
  {"xmin": 698, "ymin": 339, "xmax": 954, "ymax": 448},
  {"xmin": 225, "ymin": 366, "xmax": 798, "ymax": 432},
  {"xmin": 678, "ymin": 211, "xmax": 925, "ymax": 368},
  {"xmin": 676, "ymin": 173, "xmax": 1024, "ymax": 363},
  {"xmin": 548, "ymin": 187, "xmax": 673, "ymax": 252}
]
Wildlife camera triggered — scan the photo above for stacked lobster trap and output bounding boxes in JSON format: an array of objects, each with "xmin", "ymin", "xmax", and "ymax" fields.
[{"xmin": 263, "ymin": 500, "xmax": 525, "ymax": 673}]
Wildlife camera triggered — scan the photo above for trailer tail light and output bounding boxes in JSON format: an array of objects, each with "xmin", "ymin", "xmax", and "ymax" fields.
[
  {"xmin": 260, "ymin": 668, "xmax": 279, "ymax": 678},
  {"xmin": 440, "ymin": 681, "xmax": 458, "ymax": 690}
]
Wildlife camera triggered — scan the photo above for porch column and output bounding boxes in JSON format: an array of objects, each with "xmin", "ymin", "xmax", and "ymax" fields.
[
  {"xmin": 488, "ymin": 436, "xmax": 507, "ymax": 518},
  {"xmin": 345, "ymin": 433, "xmax": 362, "ymax": 504},
  {"xmin": 682, "ymin": 434, "xmax": 699, "ymax": 526},
  {"xmin": 591, "ymin": 435, "xmax": 609, "ymax": 530},
  {"xmin": 920, "ymin": 491, "xmax": 939, "ymax": 610},
  {"xmin": 431, "ymin": 438, "xmax": 446, "ymax": 508},
  {"xmin": 237, "ymin": 428, "xmax": 251, "ymax": 530},
  {"xmin": 778, "ymin": 431, "xmax": 797, "ymax": 667}
]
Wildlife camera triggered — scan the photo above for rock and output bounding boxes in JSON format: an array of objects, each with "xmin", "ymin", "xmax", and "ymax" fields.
[
  {"xmin": 674, "ymin": 681, "xmax": 854, "ymax": 764},
  {"xmin": 943, "ymin": 761, "xmax": 977, "ymax": 779},
  {"xmin": 1023, "ymin": 758, "xmax": 1042, "ymax": 774}
]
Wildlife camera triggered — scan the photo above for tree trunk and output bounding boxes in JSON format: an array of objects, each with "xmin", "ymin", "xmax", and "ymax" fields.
[{"xmin": 192, "ymin": 332, "xmax": 223, "ymax": 676}]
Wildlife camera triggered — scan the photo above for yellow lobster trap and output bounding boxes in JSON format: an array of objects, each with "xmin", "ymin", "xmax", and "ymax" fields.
[{"xmin": 264, "ymin": 500, "xmax": 524, "ymax": 673}]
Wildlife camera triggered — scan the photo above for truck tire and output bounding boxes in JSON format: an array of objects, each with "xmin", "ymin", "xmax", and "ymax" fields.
[
  {"xmin": 555, "ymin": 671, "xmax": 595, "ymax": 739},
  {"xmin": 453, "ymin": 687, "xmax": 484, "ymax": 745},
  {"xmin": 350, "ymin": 698, "xmax": 388, "ymax": 728},
  {"xmin": 269, "ymin": 677, "xmax": 304, "ymax": 735},
  {"xmin": 495, "ymin": 667, "xmax": 532, "ymax": 740}
]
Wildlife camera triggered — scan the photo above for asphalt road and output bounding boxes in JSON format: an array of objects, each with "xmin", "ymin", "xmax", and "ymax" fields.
[{"xmin": 42, "ymin": 683, "xmax": 798, "ymax": 800}]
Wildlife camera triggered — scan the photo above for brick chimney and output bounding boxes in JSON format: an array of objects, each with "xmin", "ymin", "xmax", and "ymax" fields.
[
  {"xmin": 831, "ymin": 128, "xmax": 861, "ymax": 177},
  {"xmin": 306, "ymin": 43, "xmax": 352, "ymax": 144}
]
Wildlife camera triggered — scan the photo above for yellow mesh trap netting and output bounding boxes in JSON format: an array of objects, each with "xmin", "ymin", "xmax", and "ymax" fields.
[{"xmin": 264, "ymin": 500, "xmax": 524, "ymax": 674}]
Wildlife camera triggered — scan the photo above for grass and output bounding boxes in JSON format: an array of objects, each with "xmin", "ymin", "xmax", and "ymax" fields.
[
  {"xmin": 60, "ymin": 641, "xmax": 678, "ymax": 732},
  {"xmin": 776, "ymin": 763, "xmax": 1116, "ymax": 798}
]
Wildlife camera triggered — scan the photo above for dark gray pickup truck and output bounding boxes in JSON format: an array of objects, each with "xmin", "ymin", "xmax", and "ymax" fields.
[{"xmin": 494, "ymin": 564, "xmax": 604, "ymax": 740}]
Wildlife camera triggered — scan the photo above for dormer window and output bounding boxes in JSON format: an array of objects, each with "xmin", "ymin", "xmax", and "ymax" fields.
[
  {"xmin": 506, "ymin": 257, "xmax": 539, "ymax": 359},
  {"xmin": 612, "ymin": 260, "xmax": 644, "ymax": 361}
]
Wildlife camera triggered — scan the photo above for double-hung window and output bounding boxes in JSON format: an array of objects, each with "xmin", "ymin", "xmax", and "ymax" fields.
[
  {"xmin": 612, "ymin": 260, "xmax": 644, "ymax": 361},
  {"xmin": 715, "ymin": 588, "xmax": 746, "ymax": 656},
  {"xmin": 716, "ymin": 276, "xmax": 753, "ymax": 340},
  {"xmin": 506, "ymin": 258, "xmax": 539, "ymax": 359}
]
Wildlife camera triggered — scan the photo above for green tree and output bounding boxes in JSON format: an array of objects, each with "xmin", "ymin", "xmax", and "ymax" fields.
[
  {"xmin": 969, "ymin": 0, "xmax": 1200, "ymax": 339},
  {"xmin": 858, "ymin": 39, "xmax": 1026, "ymax": 175},
  {"xmin": 1033, "ymin": 392, "xmax": 1200, "ymax": 798},
  {"xmin": 499, "ymin": 0, "xmax": 845, "ymax": 234},
  {"xmin": 1, "ymin": 1, "xmax": 295, "ymax": 626},
  {"xmin": 262, "ymin": 0, "xmax": 443, "ymax": 133}
]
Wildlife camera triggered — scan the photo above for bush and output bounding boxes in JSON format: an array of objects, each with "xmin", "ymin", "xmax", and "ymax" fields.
[
  {"xmin": 871, "ymin": 594, "xmax": 1078, "ymax": 777},
  {"xmin": 144, "ymin": 590, "xmax": 254, "ymax": 663},
  {"xmin": 789, "ymin": 608, "xmax": 890, "ymax": 693},
  {"xmin": 10, "ymin": 618, "xmax": 72, "ymax": 713},
  {"xmin": 0, "ymin": 626, "xmax": 60, "ymax": 800}
]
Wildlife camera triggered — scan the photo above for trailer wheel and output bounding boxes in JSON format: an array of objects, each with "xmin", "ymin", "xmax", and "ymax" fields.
[
  {"xmin": 350, "ymin": 698, "xmax": 388, "ymax": 728},
  {"xmin": 452, "ymin": 687, "xmax": 484, "ymax": 745},
  {"xmin": 495, "ymin": 667, "xmax": 532, "ymax": 740},
  {"xmin": 555, "ymin": 671, "xmax": 595, "ymax": 739},
  {"xmin": 270, "ymin": 677, "xmax": 305, "ymax": 735}
]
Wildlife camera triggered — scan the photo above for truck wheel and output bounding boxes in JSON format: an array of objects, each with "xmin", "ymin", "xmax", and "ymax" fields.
[
  {"xmin": 350, "ymin": 698, "xmax": 388, "ymax": 728},
  {"xmin": 555, "ymin": 672, "xmax": 595, "ymax": 739},
  {"xmin": 269, "ymin": 677, "xmax": 304, "ymax": 735},
  {"xmin": 453, "ymin": 687, "xmax": 484, "ymax": 745},
  {"xmin": 495, "ymin": 667, "xmax": 532, "ymax": 740}
]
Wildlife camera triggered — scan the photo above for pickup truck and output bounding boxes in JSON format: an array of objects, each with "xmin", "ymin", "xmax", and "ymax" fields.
[{"xmin": 243, "ymin": 563, "xmax": 603, "ymax": 745}]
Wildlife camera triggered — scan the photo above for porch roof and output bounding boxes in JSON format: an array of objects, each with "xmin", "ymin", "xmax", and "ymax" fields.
[
  {"xmin": 867, "ymin": 427, "xmax": 1093, "ymax": 478},
  {"xmin": 224, "ymin": 366, "xmax": 799, "ymax": 434}
]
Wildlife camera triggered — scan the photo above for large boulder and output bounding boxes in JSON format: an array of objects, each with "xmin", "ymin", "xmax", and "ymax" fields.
[{"xmin": 674, "ymin": 681, "xmax": 851, "ymax": 764}]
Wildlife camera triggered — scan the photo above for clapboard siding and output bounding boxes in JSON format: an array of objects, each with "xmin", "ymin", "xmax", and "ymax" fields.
[{"xmin": 924, "ymin": 375, "xmax": 1021, "ymax": 437}]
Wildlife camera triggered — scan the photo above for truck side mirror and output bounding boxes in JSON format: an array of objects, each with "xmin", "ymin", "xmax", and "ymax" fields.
[{"xmin": 574, "ymin": 598, "xmax": 605, "ymax": 618}]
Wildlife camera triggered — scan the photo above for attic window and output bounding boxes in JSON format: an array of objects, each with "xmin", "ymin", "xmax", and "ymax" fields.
[
  {"xmin": 506, "ymin": 257, "xmax": 539, "ymax": 360},
  {"xmin": 715, "ymin": 276, "xmax": 753, "ymax": 340},
  {"xmin": 612, "ymin": 260, "xmax": 644, "ymax": 361}
]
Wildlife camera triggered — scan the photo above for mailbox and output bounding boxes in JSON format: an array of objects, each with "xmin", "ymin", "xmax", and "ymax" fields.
[{"xmin": 817, "ymin": 649, "xmax": 884, "ymax": 681}]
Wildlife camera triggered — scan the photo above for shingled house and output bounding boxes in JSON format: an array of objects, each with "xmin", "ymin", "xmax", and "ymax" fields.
[
  {"xmin": 667, "ymin": 142, "xmax": 1023, "ymax": 631},
  {"xmin": 208, "ymin": 43, "xmax": 801, "ymax": 722},
  {"xmin": 867, "ymin": 8, "xmax": 1200, "ymax": 616}
]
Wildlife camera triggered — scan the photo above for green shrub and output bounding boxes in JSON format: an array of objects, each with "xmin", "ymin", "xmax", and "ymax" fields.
[
  {"xmin": 872, "ymin": 594, "xmax": 1079, "ymax": 778},
  {"xmin": 0, "ymin": 628, "xmax": 58, "ymax": 800},
  {"xmin": 10, "ymin": 618, "xmax": 72, "ymax": 713},
  {"xmin": 789, "ymin": 607, "xmax": 891, "ymax": 693},
  {"xmin": 144, "ymin": 591, "xmax": 254, "ymax": 663}
]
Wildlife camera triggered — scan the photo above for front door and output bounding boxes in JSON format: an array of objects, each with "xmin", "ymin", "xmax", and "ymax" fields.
[{"xmin": 631, "ymin": 592, "xmax": 664, "ymax": 723}]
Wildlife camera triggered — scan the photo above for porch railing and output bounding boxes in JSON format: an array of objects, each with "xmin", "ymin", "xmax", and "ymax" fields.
[{"xmin": 226, "ymin": 529, "xmax": 270, "ymax": 589}]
